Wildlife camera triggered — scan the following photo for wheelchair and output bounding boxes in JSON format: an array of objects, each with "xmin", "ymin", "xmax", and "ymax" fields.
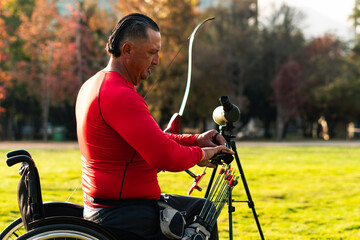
[
  {"xmin": 1, "ymin": 149, "xmax": 118, "ymax": 240},
  {"xmin": 1, "ymin": 148, "xmax": 262, "ymax": 240}
]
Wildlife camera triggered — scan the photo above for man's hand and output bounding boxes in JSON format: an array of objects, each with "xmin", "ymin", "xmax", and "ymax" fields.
[
  {"xmin": 197, "ymin": 145, "xmax": 234, "ymax": 168},
  {"xmin": 197, "ymin": 129, "xmax": 226, "ymax": 147}
]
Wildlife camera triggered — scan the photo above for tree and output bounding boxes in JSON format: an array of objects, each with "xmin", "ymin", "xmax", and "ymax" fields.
[
  {"xmin": 0, "ymin": 0, "xmax": 40, "ymax": 140},
  {"xmin": 0, "ymin": 1, "xmax": 12, "ymax": 116},
  {"xmin": 270, "ymin": 57, "xmax": 302, "ymax": 140},
  {"xmin": 113, "ymin": 0, "xmax": 198, "ymax": 129},
  {"xmin": 300, "ymin": 34, "xmax": 348, "ymax": 138},
  {"xmin": 259, "ymin": 4, "xmax": 305, "ymax": 140},
  {"xmin": 189, "ymin": 4, "xmax": 261, "ymax": 131},
  {"xmin": 0, "ymin": 0, "xmax": 113, "ymax": 140},
  {"xmin": 55, "ymin": 1, "xmax": 115, "ymax": 139},
  {"xmin": 16, "ymin": 0, "xmax": 81, "ymax": 140}
]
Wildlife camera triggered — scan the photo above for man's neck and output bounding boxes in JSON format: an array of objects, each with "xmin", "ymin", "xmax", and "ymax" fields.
[{"xmin": 104, "ymin": 57, "xmax": 133, "ymax": 84}]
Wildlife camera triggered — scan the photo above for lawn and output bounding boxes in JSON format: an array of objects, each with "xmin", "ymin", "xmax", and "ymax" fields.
[{"xmin": 0, "ymin": 145, "xmax": 359, "ymax": 239}]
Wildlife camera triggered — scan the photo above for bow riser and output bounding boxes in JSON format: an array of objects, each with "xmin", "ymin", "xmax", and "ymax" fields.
[{"xmin": 164, "ymin": 17, "xmax": 215, "ymax": 134}]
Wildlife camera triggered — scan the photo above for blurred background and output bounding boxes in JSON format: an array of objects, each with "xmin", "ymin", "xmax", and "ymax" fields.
[{"xmin": 1, "ymin": 0, "xmax": 360, "ymax": 142}]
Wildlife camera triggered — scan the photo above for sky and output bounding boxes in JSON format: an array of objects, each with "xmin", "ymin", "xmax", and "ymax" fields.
[{"xmin": 258, "ymin": 0, "xmax": 356, "ymax": 41}]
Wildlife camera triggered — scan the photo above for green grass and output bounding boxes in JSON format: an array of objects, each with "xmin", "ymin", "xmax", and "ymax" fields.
[{"xmin": 1, "ymin": 146, "xmax": 359, "ymax": 239}]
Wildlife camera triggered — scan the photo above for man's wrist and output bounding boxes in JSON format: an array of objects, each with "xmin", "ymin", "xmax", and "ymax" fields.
[
  {"xmin": 201, "ymin": 148, "xmax": 205, "ymax": 161},
  {"xmin": 194, "ymin": 134, "xmax": 200, "ymax": 146}
]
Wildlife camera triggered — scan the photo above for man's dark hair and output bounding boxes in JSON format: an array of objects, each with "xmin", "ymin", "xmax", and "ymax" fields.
[{"xmin": 106, "ymin": 13, "xmax": 160, "ymax": 58}]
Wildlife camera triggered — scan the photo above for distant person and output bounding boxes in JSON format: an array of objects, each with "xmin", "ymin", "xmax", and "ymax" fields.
[
  {"xmin": 318, "ymin": 116, "xmax": 329, "ymax": 140},
  {"xmin": 75, "ymin": 13, "xmax": 233, "ymax": 239}
]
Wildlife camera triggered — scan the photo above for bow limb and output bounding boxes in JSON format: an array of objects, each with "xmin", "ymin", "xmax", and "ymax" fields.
[{"xmin": 165, "ymin": 17, "xmax": 215, "ymax": 134}]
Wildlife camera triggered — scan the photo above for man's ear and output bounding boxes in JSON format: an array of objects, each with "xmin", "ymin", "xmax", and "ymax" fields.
[{"xmin": 121, "ymin": 42, "xmax": 132, "ymax": 57}]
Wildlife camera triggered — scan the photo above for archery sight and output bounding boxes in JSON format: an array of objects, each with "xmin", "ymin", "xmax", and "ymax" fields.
[{"xmin": 212, "ymin": 96, "xmax": 240, "ymax": 126}]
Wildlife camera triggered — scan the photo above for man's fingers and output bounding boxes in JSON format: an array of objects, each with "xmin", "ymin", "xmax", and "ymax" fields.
[
  {"xmin": 215, "ymin": 145, "xmax": 234, "ymax": 154},
  {"xmin": 212, "ymin": 132, "xmax": 226, "ymax": 146},
  {"xmin": 206, "ymin": 161, "xmax": 217, "ymax": 168},
  {"xmin": 197, "ymin": 158, "xmax": 217, "ymax": 168},
  {"xmin": 207, "ymin": 141, "xmax": 217, "ymax": 147}
]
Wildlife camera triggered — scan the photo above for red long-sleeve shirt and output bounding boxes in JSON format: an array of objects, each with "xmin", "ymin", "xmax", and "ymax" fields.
[{"xmin": 76, "ymin": 71, "xmax": 203, "ymax": 207}]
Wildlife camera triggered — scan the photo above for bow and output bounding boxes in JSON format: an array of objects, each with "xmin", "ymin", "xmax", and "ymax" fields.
[
  {"xmin": 164, "ymin": 17, "xmax": 215, "ymax": 134},
  {"xmin": 164, "ymin": 17, "xmax": 215, "ymax": 195}
]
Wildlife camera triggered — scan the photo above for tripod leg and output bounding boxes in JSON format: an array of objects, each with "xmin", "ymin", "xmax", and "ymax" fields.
[
  {"xmin": 228, "ymin": 188, "xmax": 234, "ymax": 240},
  {"xmin": 231, "ymin": 141, "xmax": 265, "ymax": 240}
]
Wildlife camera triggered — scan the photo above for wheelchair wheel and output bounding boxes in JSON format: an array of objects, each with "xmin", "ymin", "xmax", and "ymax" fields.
[
  {"xmin": 0, "ymin": 217, "xmax": 25, "ymax": 239},
  {"xmin": 16, "ymin": 223, "xmax": 115, "ymax": 240}
]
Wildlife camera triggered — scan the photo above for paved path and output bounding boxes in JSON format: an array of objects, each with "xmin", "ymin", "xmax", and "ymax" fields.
[
  {"xmin": 0, "ymin": 141, "xmax": 79, "ymax": 149},
  {"xmin": 0, "ymin": 140, "xmax": 359, "ymax": 149},
  {"xmin": 236, "ymin": 140, "xmax": 360, "ymax": 147}
]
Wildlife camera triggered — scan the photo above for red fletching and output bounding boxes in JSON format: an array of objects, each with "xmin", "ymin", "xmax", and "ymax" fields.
[
  {"xmin": 187, "ymin": 172, "xmax": 206, "ymax": 195},
  {"xmin": 229, "ymin": 178, "xmax": 234, "ymax": 186}
]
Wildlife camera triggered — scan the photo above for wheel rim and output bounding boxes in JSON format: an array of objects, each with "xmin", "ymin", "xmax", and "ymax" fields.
[{"xmin": 1, "ymin": 219, "xmax": 25, "ymax": 239}]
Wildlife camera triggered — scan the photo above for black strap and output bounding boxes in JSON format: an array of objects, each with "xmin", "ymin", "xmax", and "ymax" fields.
[
  {"xmin": 84, "ymin": 193, "xmax": 157, "ymax": 207},
  {"xmin": 212, "ymin": 132, "xmax": 220, "ymax": 144}
]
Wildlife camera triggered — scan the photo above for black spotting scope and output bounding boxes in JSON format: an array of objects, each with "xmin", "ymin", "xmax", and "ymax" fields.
[{"xmin": 212, "ymin": 96, "xmax": 240, "ymax": 126}]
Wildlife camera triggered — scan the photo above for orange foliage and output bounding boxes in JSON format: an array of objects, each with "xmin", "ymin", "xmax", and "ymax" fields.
[
  {"xmin": 0, "ymin": 0, "xmax": 13, "ymax": 108},
  {"xmin": 305, "ymin": 34, "xmax": 342, "ymax": 58},
  {"xmin": 16, "ymin": 0, "xmax": 81, "ymax": 103}
]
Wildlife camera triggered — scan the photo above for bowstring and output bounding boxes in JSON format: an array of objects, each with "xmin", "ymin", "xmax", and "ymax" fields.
[
  {"xmin": 66, "ymin": 182, "xmax": 81, "ymax": 202},
  {"xmin": 143, "ymin": 42, "xmax": 186, "ymax": 100}
]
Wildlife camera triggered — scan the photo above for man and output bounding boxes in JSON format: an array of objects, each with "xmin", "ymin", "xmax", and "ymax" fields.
[{"xmin": 75, "ymin": 13, "xmax": 233, "ymax": 239}]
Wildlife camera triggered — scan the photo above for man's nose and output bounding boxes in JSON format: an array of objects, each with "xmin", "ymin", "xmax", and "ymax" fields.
[{"xmin": 152, "ymin": 53, "xmax": 159, "ymax": 65}]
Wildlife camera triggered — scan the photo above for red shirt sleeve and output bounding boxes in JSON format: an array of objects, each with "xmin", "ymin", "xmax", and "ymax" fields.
[
  {"xmin": 166, "ymin": 133, "xmax": 199, "ymax": 146},
  {"xmin": 100, "ymin": 80, "xmax": 202, "ymax": 172}
]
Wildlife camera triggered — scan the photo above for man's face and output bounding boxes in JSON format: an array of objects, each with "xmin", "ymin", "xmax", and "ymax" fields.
[{"xmin": 128, "ymin": 28, "xmax": 161, "ymax": 86}]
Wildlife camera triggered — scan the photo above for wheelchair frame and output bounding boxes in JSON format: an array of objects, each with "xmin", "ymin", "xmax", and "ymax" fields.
[{"xmin": 1, "ymin": 149, "xmax": 118, "ymax": 240}]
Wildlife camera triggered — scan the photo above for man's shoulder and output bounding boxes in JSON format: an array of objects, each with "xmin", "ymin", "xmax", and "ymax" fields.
[
  {"xmin": 77, "ymin": 71, "xmax": 106, "ymax": 99},
  {"xmin": 100, "ymin": 74, "xmax": 145, "ymax": 105},
  {"xmin": 102, "ymin": 71, "xmax": 135, "ymax": 91}
]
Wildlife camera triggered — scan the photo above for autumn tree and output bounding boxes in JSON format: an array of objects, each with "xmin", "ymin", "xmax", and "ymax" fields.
[
  {"xmin": 51, "ymin": 1, "xmax": 114, "ymax": 139},
  {"xmin": 0, "ymin": 0, "xmax": 12, "ymax": 115},
  {"xmin": 0, "ymin": 0, "xmax": 37, "ymax": 139},
  {"xmin": 16, "ymin": 0, "xmax": 83, "ymax": 140},
  {"xmin": 259, "ymin": 3, "xmax": 305, "ymax": 139},
  {"xmin": 0, "ymin": 0, "xmax": 115, "ymax": 140},
  {"xmin": 67, "ymin": 0, "xmax": 115, "ymax": 86},
  {"xmin": 112, "ymin": 0, "xmax": 199, "ymax": 128}
]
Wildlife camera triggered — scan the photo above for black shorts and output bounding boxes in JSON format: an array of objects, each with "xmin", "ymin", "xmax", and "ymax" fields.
[{"xmin": 84, "ymin": 194, "xmax": 218, "ymax": 240}]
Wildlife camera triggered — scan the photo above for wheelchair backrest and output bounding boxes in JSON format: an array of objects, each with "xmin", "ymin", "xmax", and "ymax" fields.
[{"xmin": 6, "ymin": 150, "xmax": 45, "ymax": 231}]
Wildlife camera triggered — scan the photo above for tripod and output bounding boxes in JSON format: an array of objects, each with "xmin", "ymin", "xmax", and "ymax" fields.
[{"xmin": 204, "ymin": 122, "xmax": 265, "ymax": 240}]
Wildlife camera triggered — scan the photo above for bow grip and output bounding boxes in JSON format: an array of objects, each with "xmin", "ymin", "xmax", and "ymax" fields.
[{"xmin": 164, "ymin": 113, "xmax": 182, "ymax": 134}]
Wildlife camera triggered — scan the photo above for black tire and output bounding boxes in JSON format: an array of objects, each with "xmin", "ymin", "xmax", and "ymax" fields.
[
  {"xmin": 16, "ymin": 223, "xmax": 115, "ymax": 240},
  {"xmin": 0, "ymin": 217, "xmax": 25, "ymax": 240}
]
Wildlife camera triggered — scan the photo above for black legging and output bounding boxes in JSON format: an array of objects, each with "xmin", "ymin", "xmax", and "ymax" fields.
[{"xmin": 84, "ymin": 194, "xmax": 218, "ymax": 240}]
